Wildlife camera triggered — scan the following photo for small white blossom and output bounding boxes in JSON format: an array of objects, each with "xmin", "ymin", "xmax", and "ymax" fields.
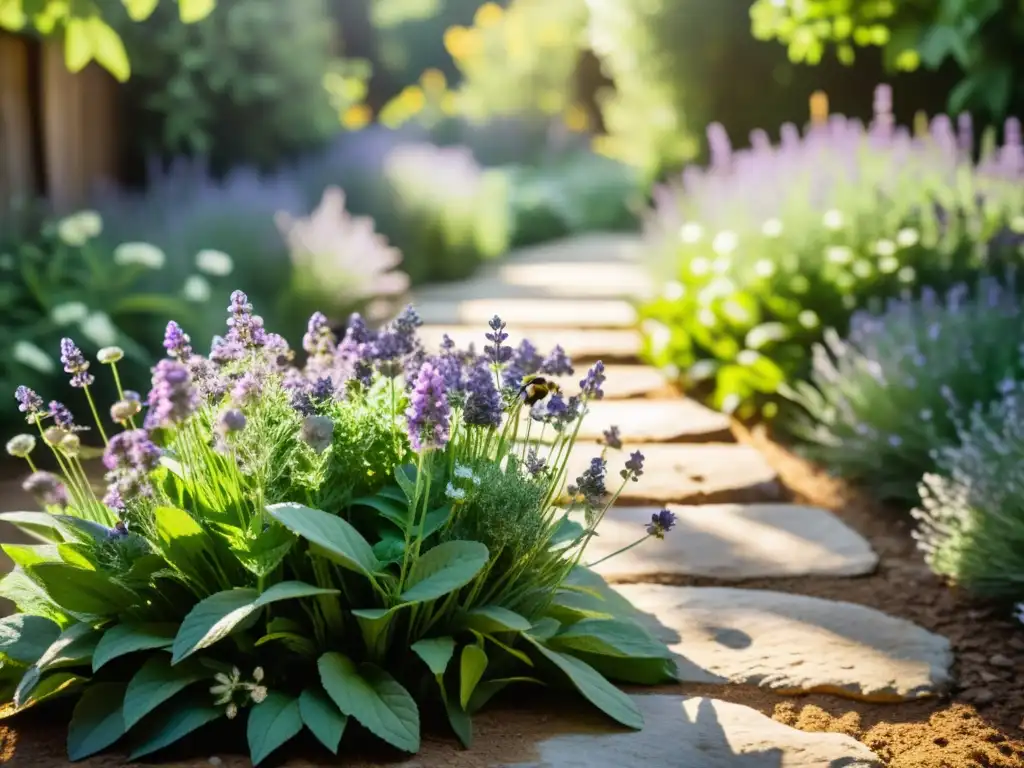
[
  {"xmin": 195, "ymin": 249, "xmax": 234, "ymax": 277},
  {"xmin": 874, "ymin": 239, "xmax": 897, "ymax": 257},
  {"xmin": 896, "ymin": 228, "xmax": 920, "ymax": 247},
  {"xmin": 59, "ymin": 433, "xmax": 81, "ymax": 457},
  {"xmin": 225, "ymin": 702, "xmax": 238, "ymax": 720},
  {"xmin": 13, "ymin": 341, "xmax": 55, "ymax": 374},
  {"xmin": 688, "ymin": 360, "xmax": 717, "ymax": 381},
  {"xmin": 445, "ymin": 482, "xmax": 467, "ymax": 501},
  {"xmin": 712, "ymin": 230, "xmax": 738, "ymax": 256},
  {"xmin": 182, "ymin": 275, "xmax": 212, "ymax": 303},
  {"xmin": 761, "ymin": 218, "xmax": 783, "ymax": 237},
  {"xmin": 97, "ymin": 346, "xmax": 124, "ymax": 364},
  {"xmin": 453, "ymin": 465, "xmax": 477, "ymax": 482},
  {"xmin": 114, "ymin": 242, "xmax": 165, "ymax": 269},
  {"xmin": 745, "ymin": 322, "xmax": 788, "ymax": 349},
  {"xmin": 822, "ymin": 209, "xmax": 844, "ymax": 230},
  {"xmin": 252, "ymin": 667, "xmax": 264, "ymax": 683},
  {"xmin": 50, "ymin": 302, "xmax": 89, "ymax": 326},
  {"xmin": 721, "ymin": 300, "xmax": 751, "ymax": 324},
  {"xmin": 250, "ymin": 686, "xmax": 268, "ymax": 704},
  {"xmin": 679, "ymin": 222, "xmax": 703, "ymax": 243},
  {"xmin": 6, "ymin": 434, "xmax": 36, "ymax": 458},
  {"xmin": 80, "ymin": 312, "xmax": 118, "ymax": 348},
  {"xmin": 74, "ymin": 211, "xmax": 102, "ymax": 237},
  {"xmin": 698, "ymin": 308, "xmax": 717, "ymax": 327},
  {"xmin": 56, "ymin": 212, "xmax": 100, "ymax": 246}
]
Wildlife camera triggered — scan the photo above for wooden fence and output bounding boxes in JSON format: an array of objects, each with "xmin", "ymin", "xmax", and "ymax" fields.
[{"xmin": 0, "ymin": 31, "xmax": 120, "ymax": 215}]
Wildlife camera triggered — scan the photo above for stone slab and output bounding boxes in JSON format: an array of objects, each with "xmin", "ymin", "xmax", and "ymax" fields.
[
  {"xmin": 414, "ymin": 298, "xmax": 638, "ymax": 328},
  {"xmin": 411, "ymin": 263, "xmax": 653, "ymax": 302},
  {"xmin": 580, "ymin": 504, "xmax": 878, "ymax": 580},
  {"xmin": 613, "ymin": 584, "xmax": 954, "ymax": 701},
  {"xmin": 561, "ymin": 444, "xmax": 781, "ymax": 505},
  {"xmin": 500, "ymin": 694, "xmax": 880, "ymax": 768},
  {"xmin": 418, "ymin": 326, "xmax": 642, "ymax": 363},
  {"xmin": 525, "ymin": 399, "xmax": 733, "ymax": 444},
  {"xmin": 503, "ymin": 233, "xmax": 645, "ymax": 265},
  {"xmin": 551, "ymin": 365, "xmax": 667, "ymax": 400}
]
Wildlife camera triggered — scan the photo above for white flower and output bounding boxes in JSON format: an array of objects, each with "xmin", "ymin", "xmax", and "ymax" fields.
[
  {"xmin": 822, "ymin": 209, "xmax": 844, "ymax": 230},
  {"xmin": 183, "ymin": 275, "xmax": 212, "ymax": 303},
  {"xmin": 113, "ymin": 242, "xmax": 165, "ymax": 269},
  {"xmin": 898, "ymin": 266, "xmax": 916, "ymax": 283},
  {"xmin": 826, "ymin": 246, "xmax": 853, "ymax": 264},
  {"xmin": 75, "ymin": 211, "xmax": 102, "ymax": 237},
  {"xmin": 712, "ymin": 230, "xmax": 738, "ymax": 255},
  {"xmin": 80, "ymin": 312, "xmax": 118, "ymax": 348},
  {"xmin": 225, "ymin": 702, "xmax": 238, "ymax": 720},
  {"xmin": 663, "ymin": 281, "xmax": 685, "ymax": 300},
  {"xmin": 878, "ymin": 255, "xmax": 900, "ymax": 274},
  {"xmin": 721, "ymin": 300, "xmax": 750, "ymax": 324},
  {"xmin": 689, "ymin": 257, "xmax": 710, "ymax": 276},
  {"xmin": 97, "ymin": 346, "xmax": 124, "ymax": 364},
  {"xmin": 13, "ymin": 341, "xmax": 55, "ymax": 373},
  {"xmin": 445, "ymin": 482, "xmax": 466, "ymax": 501},
  {"xmin": 874, "ymin": 239, "xmax": 897, "ymax": 257},
  {"xmin": 754, "ymin": 259, "xmax": 776, "ymax": 278},
  {"xmin": 798, "ymin": 310, "xmax": 819, "ymax": 329},
  {"xmin": 56, "ymin": 212, "xmax": 101, "ymax": 247},
  {"xmin": 761, "ymin": 218, "xmax": 783, "ymax": 237},
  {"xmin": 6, "ymin": 434, "xmax": 36, "ymax": 458},
  {"xmin": 698, "ymin": 308, "xmax": 717, "ymax": 327},
  {"xmin": 249, "ymin": 686, "xmax": 268, "ymax": 704},
  {"xmin": 896, "ymin": 228, "xmax": 920, "ymax": 247},
  {"xmin": 252, "ymin": 667, "xmax": 264, "ymax": 683},
  {"xmin": 454, "ymin": 464, "xmax": 477, "ymax": 482},
  {"xmin": 50, "ymin": 301, "xmax": 89, "ymax": 326},
  {"xmin": 195, "ymin": 249, "xmax": 234, "ymax": 277},
  {"xmin": 679, "ymin": 222, "xmax": 703, "ymax": 243}
]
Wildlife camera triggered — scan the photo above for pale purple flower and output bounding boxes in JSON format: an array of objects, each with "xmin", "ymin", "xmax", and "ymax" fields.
[
  {"xmin": 406, "ymin": 362, "xmax": 451, "ymax": 451},
  {"xmin": 463, "ymin": 362, "xmax": 501, "ymax": 428},
  {"xmin": 485, "ymin": 316, "xmax": 512, "ymax": 365},
  {"xmin": 103, "ymin": 428, "xmax": 161, "ymax": 506},
  {"xmin": 572, "ymin": 457, "xmax": 607, "ymax": 508},
  {"xmin": 603, "ymin": 425, "xmax": 622, "ymax": 450},
  {"xmin": 22, "ymin": 471, "xmax": 68, "ymax": 508},
  {"xmin": 15, "ymin": 386, "xmax": 43, "ymax": 422},
  {"xmin": 60, "ymin": 338, "xmax": 93, "ymax": 388},
  {"xmin": 231, "ymin": 371, "xmax": 262, "ymax": 406},
  {"xmin": 621, "ymin": 450, "xmax": 645, "ymax": 482},
  {"xmin": 580, "ymin": 361, "xmax": 606, "ymax": 401},
  {"xmin": 525, "ymin": 450, "xmax": 547, "ymax": 476},
  {"xmin": 163, "ymin": 321, "xmax": 192, "ymax": 361},
  {"xmin": 540, "ymin": 345, "xmax": 574, "ymax": 377},
  {"xmin": 506, "ymin": 340, "xmax": 543, "ymax": 389},
  {"xmin": 225, "ymin": 290, "xmax": 268, "ymax": 348},
  {"xmin": 310, "ymin": 376, "xmax": 334, "ymax": 403},
  {"xmin": 216, "ymin": 408, "xmax": 247, "ymax": 435},
  {"xmin": 48, "ymin": 401, "xmax": 74, "ymax": 429},
  {"xmin": 145, "ymin": 359, "xmax": 197, "ymax": 428},
  {"xmin": 303, "ymin": 312, "xmax": 336, "ymax": 357}
]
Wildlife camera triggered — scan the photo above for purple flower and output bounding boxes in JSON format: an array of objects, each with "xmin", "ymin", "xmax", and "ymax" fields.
[
  {"xmin": 15, "ymin": 386, "xmax": 43, "ymax": 422},
  {"xmin": 485, "ymin": 316, "xmax": 512, "ymax": 366},
  {"xmin": 621, "ymin": 450, "xmax": 645, "ymax": 482},
  {"xmin": 144, "ymin": 359, "xmax": 197, "ymax": 429},
  {"xmin": 60, "ymin": 338, "xmax": 94, "ymax": 388},
  {"xmin": 531, "ymin": 392, "xmax": 568, "ymax": 424},
  {"xmin": 525, "ymin": 450, "xmax": 547, "ymax": 476},
  {"xmin": 48, "ymin": 401, "xmax": 74, "ymax": 429},
  {"xmin": 216, "ymin": 408, "xmax": 247, "ymax": 435},
  {"xmin": 506, "ymin": 340, "xmax": 543, "ymax": 389},
  {"xmin": 231, "ymin": 371, "xmax": 263, "ymax": 406},
  {"xmin": 580, "ymin": 361, "xmax": 606, "ymax": 401},
  {"xmin": 646, "ymin": 509, "xmax": 677, "ymax": 539},
  {"xmin": 603, "ymin": 425, "xmax": 622, "ymax": 450},
  {"xmin": 464, "ymin": 362, "xmax": 502, "ymax": 428},
  {"xmin": 106, "ymin": 520, "xmax": 130, "ymax": 540},
  {"xmin": 433, "ymin": 351, "xmax": 465, "ymax": 393},
  {"xmin": 22, "ymin": 471, "xmax": 68, "ymax": 508},
  {"xmin": 572, "ymin": 457, "xmax": 607, "ymax": 508},
  {"xmin": 406, "ymin": 362, "xmax": 451, "ymax": 451},
  {"xmin": 303, "ymin": 312, "xmax": 336, "ymax": 357},
  {"xmin": 225, "ymin": 290, "xmax": 268, "ymax": 348},
  {"xmin": 104, "ymin": 487, "xmax": 124, "ymax": 512},
  {"xmin": 103, "ymin": 428, "xmax": 161, "ymax": 505},
  {"xmin": 310, "ymin": 376, "xmax": 335, "ymax": 403},
  {"xmin": 210, "ymin": 335, "xmax": 245, "ymax": 364},
  {"xmin": 163, "ymin": 321, "xmax": 193, "ymax": 361},
  {"xmin": 540, "ymin": 345, "xmax": 574, "ymax": 377}
]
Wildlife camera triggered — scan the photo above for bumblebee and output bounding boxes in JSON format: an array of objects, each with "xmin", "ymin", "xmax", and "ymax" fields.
[{"xmin": 519, "ymin": 375, "xmax": 561, "ymax": 406}]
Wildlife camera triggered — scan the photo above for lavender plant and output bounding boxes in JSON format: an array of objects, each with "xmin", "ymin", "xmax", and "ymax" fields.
[
  {"xmin": 0, "ymin": 292, "xmax": 675, "ymax": 764},
  {"xmin": 913, "ymin": 383, "xmax": 1024, "ymax": 602},
  {"xmin": 639, "ymin": 85, "xmax": 1024, "ymax": 418},
  {"xmin": 783, "ymin": 276, "xmax": 1024, "ymax": 503}
]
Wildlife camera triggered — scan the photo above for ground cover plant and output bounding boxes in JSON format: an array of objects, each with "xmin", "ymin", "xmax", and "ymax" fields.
[
  {"xmin": 638, "ymin": 85, "xmax": 1024, "ymax": 418},
  {"xmin": 783, "ymin": 275, "xmax": 1024, "ymax": 503},
  {"xmin": 0, "ymin": 293, "xmax": 677, "ymax": 764}
]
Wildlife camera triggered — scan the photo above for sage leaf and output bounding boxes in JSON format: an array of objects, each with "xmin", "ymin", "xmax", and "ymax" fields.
[{"xmin": 247, "ymin": 691, "xmax": 303, "ymax": 766}]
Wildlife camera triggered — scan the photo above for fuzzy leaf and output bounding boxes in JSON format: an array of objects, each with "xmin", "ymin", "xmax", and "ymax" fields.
[
  {"xmin": 549, "ymin": 516, "xmax": 585, "ymax": 549},
  {"xmin": 233, "ymin": 523, "xmax": 296, "ymax": 578},
  {"xmin": 267, "ymin": 503, "xmax": 379, "ymax": 577},
  {"xmin": 248, "ymin": 691, "xmax": 303, "ymax": 766},
  {"xmin": 127, "ymin": 693, "xmax": 222, "ymax": 760},
  {"xmin": 299, "ymin": 687, "xmax": 347, "ymax": 755},
  {"xmin": 0, "ymin": 614, "xmax": 61, "ymax": 665},
  {"xmin": 569, "ymin": 653, "xmax": 679, "ymax": 685},
  {"xmin": 67, "ymin": 682, "xmax": 128, "ymax": 760},
  {"xmin": 463, "ymin": 606, "xmax": 531, "ymax": 633},
  {"xmin": 92, "ymin": 623, "xmax": 176, "ymax": 672},
  {"xmin": 0, "ymin": 511, "xmax": 63, "ymax": 542},
  {"xmin": 124, "ymin": 655, "xmax": 205, "ymax": 730},
  {"xmin": 318, "ymin": 652, "xmax": 420, "ymax": 753},
  {"xmin": 58, "ymin": 543, "xmax": 96, "ymax": 570},
  {"xmin": 350, "ymin": 608, "xmax": 395, "ymax": 658},
  {"xmin": 548, "ymin": 619, "xmax": 673, "ymax": 659},
  {"xmin": 394, "ymin": 464, "xmax": 418, "ymax": 503},
  {"xmin": 545, "ymin": 590, "xmax": 615, "ymax": 624},
  {"xmin": 522, "ymin": 636, "xmax": 642, "ymax": 729},
  {"xmin": 0, "ymin": 568, "xmax": 68, "ymax": 625},
  {"xmin": 459, "ymin": 644, "xmax": 487, "ymax": 710},
  {"xmin": 401, "ymin": 541, "xmax": 488, "ymax": 604},
  {"xmin": 411, "ymin": 636, "xmax": 455, "ymax": 677},
  {"xmin": 36, "ymin": 622, "xmax": 102, "ymax": 671}
]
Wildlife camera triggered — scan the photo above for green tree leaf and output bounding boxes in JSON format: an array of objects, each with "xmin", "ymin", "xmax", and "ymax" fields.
[
  {"xmin": 124, "ymin": 655, "xmax": 205, "ymax": 730},
  {"xmin": 64, "ymin": 17, "xmax": 93, "ymax": 73},
  {"xmin": 35, "ymin": 622, "xmax": 102, "ymax": 671},
  {"xmin": 522, "ymin": 636, "xmax": 642, "ymax": 729},
  {"xmin": 0, "ymin": 614, "xmax": 61, "ymax": 665},
  {"xmin": 179, "ymin": 0, "xmax": 216, "ymax": 24},
  {"xmin": 67, "ymin": 682, "xmax": 128, "ymax": 760},
  {"xmin": 248, "ymin": 691, "xmax": 303, "ymax": 766},
  {"xmin": 127, "ymin": 693, "xmax": 222, "ymax": 760},
  {"xmin": 463, "ymin": 606, "xmax": 531, "ymax": 633},
  {"xmin": 547, "ymin": 619, "xmax": 673, "ymax": 659},
  {"xmin": 0, "ymin": 568, "xmax": 68, "ymax": 625},
  {"xmin": 318, "ymin": 652, "xmax": 420, "ymax": 753},
  {"xmin": 401, "ymin": 541, "xmax": 489, "ymax": 604},
  {"xmin": 87, "ymin": 17, "xmax": 130, "ymax": 82},
  {"xmin": 410, "ymin": 636, "xmax": 455, "ymax": 676},
  {"xmin": 122, "ymin": 0, "xmax": 159, "ymax": 21},
  {"xmin": 27, "ymin": 563, "xmax": 136, "ymax": 616},
  {"xmin": 459, "ymin": 644, "xmax": 487, "ymax": 710},
  {"xmin": 92, "ymin": 623, "xmax": 177, "ymax": 672},
  {"xmin": 267, "ymin": 503, "xmax": 380, "ymax": 577},
  {"xmin": 298, "ymin": 687, "xmax": 347, "ymax": 755}
]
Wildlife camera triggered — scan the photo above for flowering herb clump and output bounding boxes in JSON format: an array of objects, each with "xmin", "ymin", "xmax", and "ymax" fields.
[
  {"xmin": 783, "ymin": 275, "xmax": 1024, "ymax": 503},
  {"xmin": 0, "ymin": 293, "xmax": 675, "ymax": 764},
  {"xmin": 639, "ymin": 84, "xmax": 1024, "ymax": 418}
]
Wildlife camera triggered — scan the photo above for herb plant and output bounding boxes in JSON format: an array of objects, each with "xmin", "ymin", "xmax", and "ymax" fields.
[{"xmin": 0, "ymin": 293, "xmax": 676, "ymax": 764}]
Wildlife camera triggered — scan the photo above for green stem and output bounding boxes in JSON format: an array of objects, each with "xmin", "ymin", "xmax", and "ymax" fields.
[
  {"xmin": 23, "ymin": 455, "xmax": 37, "ymax": 473},
  {"xmin": 584, "ymin": 535, "xmax": 652, "ymax": 569},
  {"xmin": 82, "ymin": 384, "xmax": 109, "ymax": 444}
]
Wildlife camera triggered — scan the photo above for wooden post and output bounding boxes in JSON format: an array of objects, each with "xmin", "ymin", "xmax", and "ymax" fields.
[
  {"xmin": 41, "ymin": 38, "xmax": 85, "ymax": 211},
  {"xmin": 0, "ymin": 32, "xmax": 37, "ymax": 211}
]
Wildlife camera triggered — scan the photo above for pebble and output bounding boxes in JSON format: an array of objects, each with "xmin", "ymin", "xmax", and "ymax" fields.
[
  {"xmin": 989, "ymin": 653, "xmax": 1014, "ymax": 668},
  {"xmin": 961, "ymin": 688, "xmax": 995, "ymax": 705}
]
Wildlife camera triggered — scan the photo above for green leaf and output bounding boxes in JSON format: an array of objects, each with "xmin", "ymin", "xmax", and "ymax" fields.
[
  {"xmin": 0, "ymin": 671, "xmax": 85, "ymax": 718},
  {"xmin": 352, "ymin": 495, "xmax": 409, "ymax": 529},
  {"xmin": 35, "ymin": 622, "xmax": 102, "ymax": 671},
  {"xmin": 548, "ymin": 619, "xmax": 673, "ymax": 660},
  {"xmin": 2, "ymin": 543, "xmax": 60, "ymax": 569},
  {"xmin": 0, "ymin": 511, "xmax": 63, "ymax": 542},
  {"xmin": 152, "ymin": 506, "xmax": 223, "ymax": 594},
  {"xmin": 467, "ymin": 677, "xmax": 544, "ymax": 714},
  {"xmin": 545, "ymin": 590, "xmax": 615, "ymax": 625},
  {"xmin": 92, "ymin": 623, "xmax": 176, "ymax": 672},
  {"xmin": 421, "ymin": 505, "xmax": 452, "ymax": 539},
  {"xmin": 58, "ymin": 543, "xmax": 96, "ymax": 570},
  {"xmin": 549, "ymin": 516, "xmax": 585, "ymax": 549},
  {"xmin": 472, "ymin": 630, "xmax": 532, "ymax": 667},
  {"xmin": 299, "ymin": 687, "xmax": 347, "ymax": 755},
  {"xmin": 0, "ymin": 614, "xmax": 60, "ymax": 665},
  {"xmin": 522, "ymin": 636, "xmax": 642, "ymax": 729},
  {"xmin": 248, "ymin": 692, "xmax": 303, "ymax": 766},
  {"xmin": 127, "ymin": 693, "xmax": 222, "ymax": 760},
  {"xmin": 67, "ymin": 683, "xmax": 127, "ymax": 760},
  {"xmin": 569, "ymin": 653, "xmax": 679, "ymax": 685},
  {"xmin": 233, "ymin": 523, "xmax": 296, "ymax": 578},
  {"xmin": 463, "ymin": 606, "xmax": 531, "ymax": 634},
  {"xmin": 267, "ymin": 503, "xmax": 380, "ymax": 577},
  {"xmin": 400, "ymin": 541, "xmax": 488, "ymax": 604},
  {"xmin": 0, "ymin": 568, "xmax": 68, "ymax": 625},
  {"xmin": 410, "ymin": 637, "xmax": 456, "ymax": 676},
  {"xmin": 350, "ymin": 608, "xmax": 396, "ymax": 658},
  {"xmin": 122, "ymin": 0, "xmax": 159, "ymax": 21},
  {"xmin": 394, "ymin": 464, "xmax": 418, "ymax": 503},
  {"xmin": 318, "ymin": 653, "xmax": 420, "ymax": 753},
  {"xmin": 123, "ymin": 655, "xmax": 205, "ymax": 730},
  {"xmin": 459, "ymin": 644, "xmax": 487, "ymax": 710},
  {"xmin": 444, "ymin": 694, "xmax": 472, "ymax": 748},
  {"xmin": 372, "ymin": 534, "xmax": 406, "ymax": 564},
  {"xmin": 87, "ymin": 17, "xmax": 130, "ymax": 82},
  {"xmin": 63, "ymin": 18, "xmax": 93, "ymax": 73},
  {"xmin": 179, "ymin": 0, "xmax": 216, "ymax": 24}
]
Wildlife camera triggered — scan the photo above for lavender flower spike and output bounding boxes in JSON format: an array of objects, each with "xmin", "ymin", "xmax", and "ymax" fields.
[
  {"xmin": 15, "ymin": 386, "xmax": 43, "ymax": 422},
  {"xmin": 463, "ymin": 363, "xmax": 502, "ymax": 428},
  {"xmin": 303, "ymin": 311, "xmax": 336, "ymax": 357},
  {"xmin": 225, "ymin": 290, "xmax": 267, "ymax": 348},
  {"xmin": 580, "ymin": 361, "xmax": 606, "ymax": 401},
  {"xmin": 485, "ymin": 315, "xmax": 512, "ymax": 365},
  {"xmin": 621, "ymin": 450, "xmax": 645, "ymax": 482},
  {"xmin": 647, "ymin": 509, "xmax": 677, "ymax": 539},
  {"xmin": 406, "ymin": 362, "xmax": 451, "ymax": 452},
  {"xmin": 163, "ymin": 321, "xmax": 193, "ymax": 361},
  {"xmin": 145, "ymin": 359, "xmax": 197, "ymax": 428},
  {"xmin": 603, "ymin": 425, "xmax": 622, "ymax": 450},
  {"xmin": 60, "ymin": 337, "xmax": 94, "ymax": 388},
  {"xmin": 541, "ymin": 345, "xmax": 574, "ymax": 377}
]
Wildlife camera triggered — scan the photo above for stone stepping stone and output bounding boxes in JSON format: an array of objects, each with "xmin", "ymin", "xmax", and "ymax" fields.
[
  {"xmin": 496, "ymin": 261, "xmax": 654, "ymax": 299},
  {"xmin": 504, "ymin": 233, "xmax": 645, "ymax": 265},
  {"xmin": 561, "ymin": 444, "xmax": 781, "ymax": 505},
  {"xmin": 414, "ymin": 298, "xmax": 638, "ymax": 328},
  {"xmin": 579, "ymin": 504, "xmax": 878, "ymax": 580},
  {"xmin": 419, "ymin": 325, "xmax": 642, "ymax": 362},
  {"xmin": 550, "ymin": 365, "xmax": 667, "ymax": 400},
  {"xmin": 613, "ymin": 584, "xmax": 954, "ymax": 701},
  {"xmin": 510, "ymin": 694, "xmax": 880, "ymax": 767},
  {"xmin": 524, "ymin": 400, "xmax": 733, "ymax": 444}
]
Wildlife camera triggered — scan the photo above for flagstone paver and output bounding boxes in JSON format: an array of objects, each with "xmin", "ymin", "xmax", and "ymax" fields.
[
  {"xmin": 498, "ymin": 694, "xmax": 881, "ymax": 768},
  {"xmin": 415, "ymin": 298, "xmax": 639, "ymax": 328},
  {"xmin": 419, "ymin": 326, "xmax": 643, "ymax": 362},
  {"xmin": 579, "ymin": 504, "xmax": 878, "ymax": 580},
  {"xmin": 563, "ymin": 443, "xmax": 781, "ymax": 505},
  {"xmin": 524, "ymin": 399, "xmax": 733, "ymax": 443},
  {"xmin": 502, "ymin": 233, "xmax": 646, "ymax": 265},
  {"xmin": 614, "ymin": 584, "xmax": 954, "ymax": 701},
  {"xmin": 551, "ymin": 365, "xmax": 668, "ymax": 400}
]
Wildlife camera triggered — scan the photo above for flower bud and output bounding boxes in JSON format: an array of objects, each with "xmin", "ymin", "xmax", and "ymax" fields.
[
  {"xmin": 5, "ymin": 434, "xmax": 36, "ymax": 458},
  {"xmin": 59, "ymin": 433, "xmax": 81, "ymax": 457},
  {"xmin": 43, "ymin": 426, "xmax": 65, "ymax": 445},
  {"xmin": 110, "ymin": 399, "xmax": 141, "ymax": 423},
  {"xmin": 217, "ymin": 408, "xmax": 247, "ymax": 434},
  {"xmin": 97, "ymin": 346, "xmax": 124, "ymax": 364}
]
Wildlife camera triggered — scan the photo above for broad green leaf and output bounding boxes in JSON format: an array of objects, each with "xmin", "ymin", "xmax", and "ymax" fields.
[
  {"xmin": 122, "ymin": 0, "xmax": 159, "ymax": 21},
  {"xmin": 421, "ymin": 505, "xmax": 452, "ymax": 539},
  {"xmin": 376, "ymin": 485, "xmax": 407, "ymax": 504},
  {"xmin": 0, "ymin": 614, "xmax": 60, "ymax": 665},
  {"xmin": 0, "ymin": 568, "xmax": 68, "ymax": 625},
  {"xmin": 545, "ymin": 590, "xmax": 615, "ymax": 625},
  {"xmin": 0, "ymin": 671, "xmax": 85, "ymax": 719},
  {"xmin": 410, "ymin": 637, "xmax": 455, "ymax": 676},
  {"xmin": 529, "ymin": 617, "xmax": 561, "ymax": 642},
  {"xmin": 464, "ymin": 606, "xmax": 531, "ymax": 633},
  {"xmin": 350, "ymin": 608, "xmax": 396, "ymax": 658},
  {"xmin": 92, "ymin": 623, "xmax": 176, "ymax": 672},
  {"xmin": 352, "ymin": 495, "xmax": 408, "ymax": 529},
  {"xmin": 394, "ymin": 464, "xmax": 418, "ymax": 503},
  {"xmin": 87, "ymin": 17, "xmax": 130, "ymax": 82},
  {"xmin": 299, "ymin": 687, "xmax": 347, "ymax": 755},
  {"xmin": 522, "ymin": 636, "xmax": 642, "ymax": 729},
  {"xmin": 372, "ymin": 534, "xmax": 406, "ymax": 564},
  {"xmin": 64, "ymin": 18, "xmax": 93, "ymax": 73},
  {"xmin": 548, "ymin": 619, "xmax": 673, "ymax": 659},
  {"xmin": 268, "ymin": 503, "xmax": 379, "ymax": 577},
  {"xmin": 57, "ymin": 543, "xmax": 96, "ymax": 570},
  {"xmin": 127, "ymin": 693, "xmax": 221, "ymax": 760},
  {"xmin": 36, "ymin": 622, "xmax": 102, "ymax": 671},
  {"xmin": 152, "ymin": 506, "xmax": 223, "ymax": 594},
  {"xmin": 459, "ymin": 644, "xmax": 487, "ymax": 710},
  {"xmin": 318, "ymin": 653, "xmax": 420, "ymax": 753},
  {"xmin": 467, "ymin": 677, "xmax": 544, "ymax": 714},
  {"xmin": 124, "ymin": 655, "xmax": 205, "ymax": 730},
  {"xmin": 255, "ymin": 632, "xmax": 316, "ymax": 657},
  {"xmin": 444, "ymin": 694, "xmax": 472, "ymax": 748},
  {"xmin": 68, "ymin": 682, "xmax": 127, "ymax": 760},
  {"xmin": 124, "ymin": 554, "xmax": 168, "ymax": 585},
  {"xmin": 400, "ymin": 541, "xmax": 488, "ymax": 604},
  {"xmin": 2, "ymin": 543, "xmax": 60, "ymax": 569},
  {"xmin": 472, "ymin": 631, "xmax": 532, "ymax": 667},
  {"xmin": 549, "ymin": 516, "xmax": 585, "ymax": 549},
  {"xmin": 248, "ymin": 692, "xmax": 303, "ymax": 766},
  {"xmin": 53, "ymin": 516, "xmax": 116, "ymax": 544},
  {"xmin": 570, "ymin": 652, "xmax": 679, "ymax": 685},
  {"xmin": 0, "ymin": 511, "xmax": 63, "ymax": 542},
  {"xmin": 233, "ymin": 523, "xmax": 296, "ymax": 578},
  {"xmin": 179, "ymin": 0, "xmax": 216, "ymax": 24}
]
